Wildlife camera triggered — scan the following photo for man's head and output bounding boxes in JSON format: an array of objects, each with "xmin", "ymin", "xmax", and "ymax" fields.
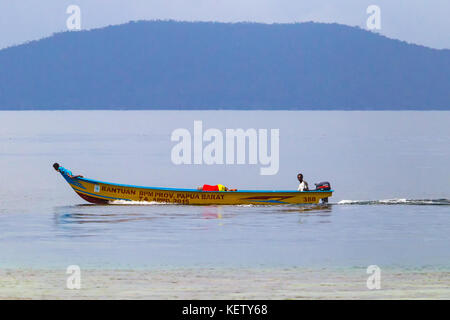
[
  {"xmin": 53, "ymin": 163, "xmax": 60, "ymax": 171},
  {"xmin": 297, "ymin": 173, "xmax": 303, "ymax": 182}
]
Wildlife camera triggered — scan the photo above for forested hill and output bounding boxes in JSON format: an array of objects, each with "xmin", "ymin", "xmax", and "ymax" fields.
[{"xmin": 0, "ymin": 20, "xmax": 449, "ymax": 109}]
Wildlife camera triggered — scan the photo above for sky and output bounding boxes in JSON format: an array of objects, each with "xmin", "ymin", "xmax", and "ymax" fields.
[{"xmin": 0, "ymin": 0, "xmax": 449, "ymax": 50}]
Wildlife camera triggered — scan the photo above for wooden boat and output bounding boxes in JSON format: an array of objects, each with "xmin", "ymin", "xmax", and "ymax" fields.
[{"xmin": 59, "ymin": 171, "xmax": 333, "ymax": 205}]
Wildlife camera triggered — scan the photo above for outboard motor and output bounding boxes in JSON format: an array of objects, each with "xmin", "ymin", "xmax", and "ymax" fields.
[
  {"xmin": 315, "ymin": 181, "xmax": 331, "ymax": 191},
  {"xmin": 315, "ymin": 181, "xmax": 331, "ymax": 203}
]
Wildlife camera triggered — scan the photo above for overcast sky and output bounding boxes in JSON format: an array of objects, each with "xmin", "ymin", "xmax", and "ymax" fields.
[{"xmin": 1, "ymin": 0, "xmax": 449, "ymax": 50}]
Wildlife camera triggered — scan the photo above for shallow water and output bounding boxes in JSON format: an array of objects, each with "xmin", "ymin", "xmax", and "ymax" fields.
[
  {"xmin": 2, "ymin": 267, "xmax": 449, "ymax": 299},
  {"xmin": 0, "ymin": 111, "xmax": 449, "ymax": 270}
]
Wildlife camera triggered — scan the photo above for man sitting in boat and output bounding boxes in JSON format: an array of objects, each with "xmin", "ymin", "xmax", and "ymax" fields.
[
  {"xmin": 197, "ymin": 184, "xmax": 237, "ymax": 192},
  {"xmin": 53, "ymin": 163, "xmax": 83, "ymax": 179},
  {"xmin": 297, "ymin": 173, "xmax": 309, "ymax": 191}
]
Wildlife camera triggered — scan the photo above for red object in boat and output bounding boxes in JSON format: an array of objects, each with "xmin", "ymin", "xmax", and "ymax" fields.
[{"xmin": 202, "ymin": 184, "xmax": 220, "ymax": 191}]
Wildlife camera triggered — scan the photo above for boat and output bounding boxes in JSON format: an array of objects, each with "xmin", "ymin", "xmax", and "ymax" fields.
[{"xmin": 58, "ymin": 170, "xmax": 333, "ymax": 205}]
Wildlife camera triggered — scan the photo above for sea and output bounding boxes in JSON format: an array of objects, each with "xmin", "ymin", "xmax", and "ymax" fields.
[{"xmin": 0, "ymin": 111, "xmax": 449, "ymax": 270}]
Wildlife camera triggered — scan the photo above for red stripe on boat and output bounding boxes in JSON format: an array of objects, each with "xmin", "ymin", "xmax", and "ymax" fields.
[{"xmin": 76, "ymin": 192, "xmax": 109, "ymax": 204}]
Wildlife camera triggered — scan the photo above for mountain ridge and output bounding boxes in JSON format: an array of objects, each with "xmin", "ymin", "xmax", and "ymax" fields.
[{"xmin": 0, "ymin": 20, "xmax": 448, "ymax": 109}]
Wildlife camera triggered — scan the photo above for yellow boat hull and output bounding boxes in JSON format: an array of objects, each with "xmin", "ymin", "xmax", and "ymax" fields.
[{"xmin": 60, "ymin": 174, "xmax": 333, "ymax": 205}]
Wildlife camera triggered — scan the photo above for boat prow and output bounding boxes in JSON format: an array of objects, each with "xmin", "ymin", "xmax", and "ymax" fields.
[{"xmin": 59, "ymin": 171, "xmax": 333, "ymax": 205}]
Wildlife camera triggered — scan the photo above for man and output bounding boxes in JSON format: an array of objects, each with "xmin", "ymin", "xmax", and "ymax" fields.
[
  {"xmin": 53, "ymin": 163, "xmax": 83, "ymax": 179},
  {"xmin": 197, "ymin": 184, "xmax": 237, "ymax": 192},
  {"xmin": 297, "ymin": 173, "xmax": 309, "ymax": 191}
]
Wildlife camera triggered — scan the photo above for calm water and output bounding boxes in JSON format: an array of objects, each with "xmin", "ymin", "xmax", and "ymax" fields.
[{"xmin": 0, "ymin": 111, "xmax": 449, "ymax": 269}]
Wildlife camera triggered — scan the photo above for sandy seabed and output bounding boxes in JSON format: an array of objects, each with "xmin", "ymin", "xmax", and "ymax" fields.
[{"xmin": 0, "ymin": 267, "xmax": 448, "ymax": 300}]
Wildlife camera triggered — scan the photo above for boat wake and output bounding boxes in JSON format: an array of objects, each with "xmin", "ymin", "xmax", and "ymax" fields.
[
  {"xmin": 337, "ymin": 198, "xmax": 450, "ymax": 205},
  {"xmin": 109, "ymin": 200, "xmax": 169, "ymax": 205},
  {"xmin": 106, "ymin": 199, "xmax": 450, "ymax": 206}
]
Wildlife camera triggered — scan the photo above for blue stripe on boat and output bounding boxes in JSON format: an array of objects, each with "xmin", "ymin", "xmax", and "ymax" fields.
[{"xmin": 63, "ymin": 175, "xmax": 86, "ymax": 189}]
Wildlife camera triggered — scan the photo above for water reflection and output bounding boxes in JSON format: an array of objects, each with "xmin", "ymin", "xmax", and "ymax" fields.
[
  {"xmin": 275, "ymin": 204, "xmax": 333, "ymax": 225},
  {"xmin": 53, "ymin": 204, "xmax": 228, "ymax": 229},
  {"xmin": 54, "ymin": 203, "xmax": 332, "ymax": 225},
  {"xmin": 55, "ymin": 209, "xmax": 156, "ymax": 225},
  {"xmin": 201, "ymin": 206, "xmax": 224, "ymax": 220},
  {"xmin": 52, "ymin": 203, "xmax": 334, "ymax": 239},
  {"xmin": 278, "ymin": 204, "xmax": 332, "ymax": 214}
]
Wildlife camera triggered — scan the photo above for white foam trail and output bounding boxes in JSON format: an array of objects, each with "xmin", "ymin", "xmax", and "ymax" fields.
[
  {"xmin": 107, "ymin": 199, "xmax": 449, "ymax": 206},
  {"xmin": 337, "ymin": 199, "xmax": 450, "ymax": 205},
  {"xmin": 337, "ymin": 199, "xmax": 407, "ymax": 205},
  {"xmin": 337, "ymin": 200, "xmax": 362, "ymax": 205},
  {"xmin": 380, "ymin": 199, "xmax": 407, "ymax": 204},
  {"xmin": 109, "ymin": 200, "xmax": 168, "ymax": 205}
]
